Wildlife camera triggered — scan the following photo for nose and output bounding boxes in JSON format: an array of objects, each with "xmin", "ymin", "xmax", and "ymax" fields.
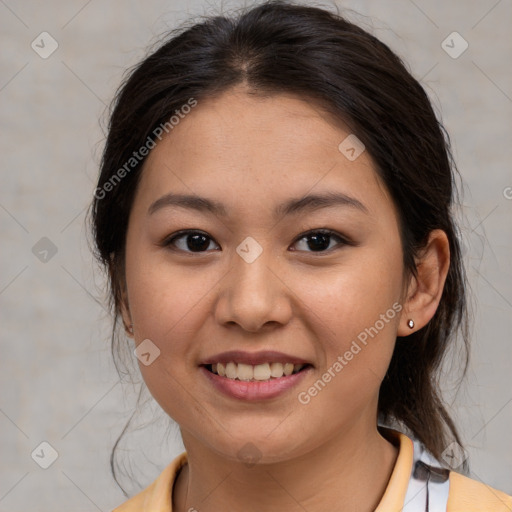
[{"xmin": 214, "ymin": 247, "xmax": 293, "ymax": 333}]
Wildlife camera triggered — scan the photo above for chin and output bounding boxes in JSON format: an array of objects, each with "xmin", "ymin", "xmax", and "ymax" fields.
[{"xmin": 204, "ymin": 427, "xmax": 307, "ymax": 466}]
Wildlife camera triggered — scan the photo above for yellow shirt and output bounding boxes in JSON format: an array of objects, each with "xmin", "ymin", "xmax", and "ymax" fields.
[{"xmin": 113, "ymin": 428, "xmax": 512, "ymax": 511}]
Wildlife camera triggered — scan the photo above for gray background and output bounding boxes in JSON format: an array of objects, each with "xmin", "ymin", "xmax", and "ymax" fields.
[{"xmin": 0, "ymin": 0, "xmax": 511, "ymax": 510}]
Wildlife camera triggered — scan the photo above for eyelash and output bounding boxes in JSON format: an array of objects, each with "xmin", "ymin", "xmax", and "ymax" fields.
[{"xmin": 161, "ymin": 228, "xmax": 352, "ymax": 254}]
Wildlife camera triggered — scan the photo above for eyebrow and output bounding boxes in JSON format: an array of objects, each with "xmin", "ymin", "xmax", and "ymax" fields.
[{"xmin": 147, "ymin": 191, "xmax": 369, "ymax": 218}]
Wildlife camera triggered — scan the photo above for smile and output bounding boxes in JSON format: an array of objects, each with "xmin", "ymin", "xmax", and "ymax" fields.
[
  {"xmin": 206, "ymin": 362, "xmax": 308, "ymax": 381},
  {"xmin": 200, "ymin": 362, "xmax": 312, "ymax": 401}
]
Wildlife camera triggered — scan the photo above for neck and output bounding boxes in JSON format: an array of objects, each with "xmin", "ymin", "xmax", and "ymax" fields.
[{"xmin": 173, "ymin": 421, "xmax": 399, "ymax": 512}]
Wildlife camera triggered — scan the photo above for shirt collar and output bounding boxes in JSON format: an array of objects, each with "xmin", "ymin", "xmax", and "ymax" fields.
[{"xmin": 375, "ymin": 427, "xmax": 415, "ymax": 512}]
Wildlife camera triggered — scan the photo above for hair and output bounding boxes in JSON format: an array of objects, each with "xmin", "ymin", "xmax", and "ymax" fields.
[{"xmin": 87, "ymin": 0, "xmax": 470, "ymax": 494}]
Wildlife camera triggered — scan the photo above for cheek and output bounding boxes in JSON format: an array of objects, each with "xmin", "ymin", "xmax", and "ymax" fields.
[
  {"xmin": 124, "ymin": 252, "xmax": 209, "ymax": 404},
  {"xmin": 294, "ymin": 278, "xmax": 399, "ymax": 423},
  {"xmin": 128, "ymin": 269, "xmax": 208, "ymax": 424},
  {"xmin": 291, "ymin": 250, "xmax": 402, "ymax": 394},
  {"xmin": 300, "ymin": 248, "xmax": 403, "ymax": 334},
  {"xmin": 126, "ymin": 249, "xmax": 210, "ymax": 342},
  {"xmin": 139, "ymin": 359, "xmax": 218, "ymax": 437}
]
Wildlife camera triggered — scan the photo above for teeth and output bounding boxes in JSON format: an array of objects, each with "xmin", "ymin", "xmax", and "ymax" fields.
[
  {"xmin": 283, "ymin": 363, "xmax": 294, "ymax": 376},
  {"xmin": 270, "ymin": 362, "xmax": 283, "ymax": 378},
  {"xmin": 225, "ymin": 362, "xmax": 237, "ymax": 379},
  {"xmin": 237, "ymin": 363, "xmax": 253, "ymax": 381},
  {"xmin": 209, "ymin": 362, "xmax": 306, "ymax": 380},
  {"xmin": 253, "ymin": 363, "xmax": 271, "ymax": 381}
]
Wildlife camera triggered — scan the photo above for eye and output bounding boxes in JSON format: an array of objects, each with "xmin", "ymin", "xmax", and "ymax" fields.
[
  {"xmin": 162, "ymin": 230, "xmax": 220, "ymax": 253},
  {"xmin": 290, "ymin": 229, "xmax": 350, "ymax": 253},
  {"xmin": 161, "ymin": 228, "xmax": 351, "ymax": 254}
]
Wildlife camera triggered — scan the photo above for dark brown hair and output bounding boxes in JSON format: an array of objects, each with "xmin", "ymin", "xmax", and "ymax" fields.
[{"xmin": 87, "ymin": 0, "xmax": 470, "ymax": 493}]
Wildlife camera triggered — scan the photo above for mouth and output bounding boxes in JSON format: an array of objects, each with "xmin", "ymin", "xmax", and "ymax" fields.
[
  {"xmin": 199, "ymin": 352, "xmax": 313, "ymax": 401},
  {"xmin": 202, "ymin": 362, "xmax": 311, "ymax": 381}
]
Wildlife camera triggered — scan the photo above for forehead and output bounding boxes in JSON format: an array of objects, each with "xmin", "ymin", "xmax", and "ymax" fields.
[
  {"xmin": 148, "ymin": 88, "xmax": 360, "ymax": 164},
  {"xmin": 134, "ymin": 87, "xmax": 393, "ymax": 219}
]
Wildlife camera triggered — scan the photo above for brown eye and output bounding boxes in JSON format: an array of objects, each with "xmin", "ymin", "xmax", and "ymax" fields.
[
  {"xmin": 162, "ymin": 228, "xmax": 350, "ymax": 254},
  {"xmin": 291, "ymin": 229, "xmax": 349, "ymax": 253},
  {"xmin": 163, "ymin": 230, "xmax": 220, "ymax": 253}
]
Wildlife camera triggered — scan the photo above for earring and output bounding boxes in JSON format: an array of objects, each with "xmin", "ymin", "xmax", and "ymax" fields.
[
  {"xmin": 407, "ymin": 319, "xmax": 414, "ymax": 329},
  {"xmin": 127, "ymin": 323, "xmax": 134, "ymax": 334}
]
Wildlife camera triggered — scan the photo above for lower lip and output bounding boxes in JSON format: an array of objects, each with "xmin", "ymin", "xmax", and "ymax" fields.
[{"xmin": 200, "ymin": 366, "xmax": 312, "ymax": 401}]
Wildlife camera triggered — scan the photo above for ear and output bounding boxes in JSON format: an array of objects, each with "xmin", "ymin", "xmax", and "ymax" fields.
[
  {"xmin": 110, "ymin": 253, "xmax": 134, "ymax": 337},
  {"xmin": 119, "ymin": 276, "xmax": 134, "ymax": 338},
  {"xmin": 397, "ymin": 229, "xmax": 450, "ymax": 336}
]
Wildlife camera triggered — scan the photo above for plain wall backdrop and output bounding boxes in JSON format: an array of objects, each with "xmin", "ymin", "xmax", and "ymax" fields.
[{"xmin": 0, "ymin": 0, "xmax": 511, "ymax": 510}]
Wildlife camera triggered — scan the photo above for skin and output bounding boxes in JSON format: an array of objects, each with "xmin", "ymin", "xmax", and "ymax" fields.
[{"xmin": 120, "ymin": 85, "xmax": 450, "ymax": 512}]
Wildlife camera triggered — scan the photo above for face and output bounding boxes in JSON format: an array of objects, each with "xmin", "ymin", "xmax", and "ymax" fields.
[{"xmin": 121, "ymin": 86, "xmax": 408, "ymax": 464}]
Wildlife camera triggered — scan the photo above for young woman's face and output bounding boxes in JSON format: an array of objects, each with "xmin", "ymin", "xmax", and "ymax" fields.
[{"xmin": 122, "ymin": 87, "xmax": 409, "ymax": 463}]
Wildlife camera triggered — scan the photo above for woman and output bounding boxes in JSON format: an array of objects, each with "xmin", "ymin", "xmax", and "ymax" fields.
[{"xmin": 89, "ymin": 1, "xmax": 512, "ymax": 510}]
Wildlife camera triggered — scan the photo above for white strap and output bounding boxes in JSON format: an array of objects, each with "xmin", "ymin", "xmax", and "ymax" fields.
[{"xmin": 402, "ymin": 440, "xmax": 450, "ymax": 511}]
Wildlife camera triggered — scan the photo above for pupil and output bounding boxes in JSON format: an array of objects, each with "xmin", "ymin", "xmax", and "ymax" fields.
[
  {"xmin": 187, "ymin": 234, "xmax": 209, "ymax": 251},
  {"xmin": 308, "ymin": 233, "xmax": 329, "ymax": 251}
]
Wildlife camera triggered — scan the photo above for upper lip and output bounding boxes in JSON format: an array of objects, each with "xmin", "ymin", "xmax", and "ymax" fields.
[{"xmin": 200, "ymin": 350, "xmax": 313, "ymax": 366}]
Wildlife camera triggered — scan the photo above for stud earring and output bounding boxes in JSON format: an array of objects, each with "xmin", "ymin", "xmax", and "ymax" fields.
[
  {"xmin": 407, "ymin": 319, "xmax": 414, "ymax": 329},
  {"xmin": 127, "ymin": 323, "xmax": 134, "ymax": 334}
]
